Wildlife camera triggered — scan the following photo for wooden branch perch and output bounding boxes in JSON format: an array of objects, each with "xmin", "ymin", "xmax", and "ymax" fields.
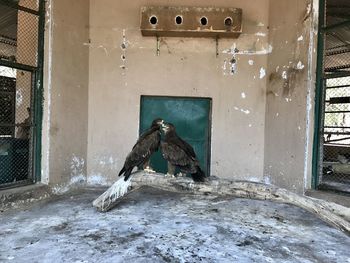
[{"xmin": 92, "ymin": 171, "xmax": 350, "ymax": 234}]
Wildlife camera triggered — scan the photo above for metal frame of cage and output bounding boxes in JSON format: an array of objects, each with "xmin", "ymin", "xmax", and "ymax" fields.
[
  {"xmin": 313, "ymin": 0, "xmax": 350, "ymax": 192},
  {"xmin": 0, "ymin": 0, "xmax": 45, "ymax": 189}
]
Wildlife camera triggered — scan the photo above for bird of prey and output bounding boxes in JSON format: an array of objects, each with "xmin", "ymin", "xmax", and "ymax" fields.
[
  {"xmin": 118, "ymin": 118, "xmax": 163, "ymax": 181},
  {"xmin": 160, "ymin": 122, "xmax": 206, "ymax": 182}
]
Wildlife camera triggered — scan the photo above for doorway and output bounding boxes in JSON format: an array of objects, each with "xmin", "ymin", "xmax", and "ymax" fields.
[{"xmin": 139, "ymin": 95, "xmax": 212, "ymax": 176}]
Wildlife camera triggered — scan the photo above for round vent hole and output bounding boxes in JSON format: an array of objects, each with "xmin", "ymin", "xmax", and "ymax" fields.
[
  {"xmin": 175, "ymin": 16, "xmax": 183, "ymax": 25},
  {"xmin": 224, "ymin": 17, "xmax": 233, "ymax": 26},
  {"xmin": 149, "ymin": 16, "xmax": 158, "ymax": 25},
  {"xmin": 200, "ymin": 17, "xmax": 208, "ymax": 26}
]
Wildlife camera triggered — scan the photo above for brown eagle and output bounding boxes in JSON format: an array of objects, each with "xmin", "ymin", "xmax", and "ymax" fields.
[
  {"xmin": 118, "ymin": 118, "xmax": 163, "ymax": 181},
  {"xmin": 160, "ymin": 122, "xmax": 206, "ymax": 182}
]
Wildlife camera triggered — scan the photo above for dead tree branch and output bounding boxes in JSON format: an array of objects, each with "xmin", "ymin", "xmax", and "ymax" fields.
[{"xmin": 93, "ymin": 171, "xmax": 350, "ymax": 234}]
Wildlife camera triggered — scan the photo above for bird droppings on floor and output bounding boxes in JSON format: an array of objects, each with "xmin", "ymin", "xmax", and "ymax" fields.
[{"xmin": 0, "ymin": 187, "xmax": 349, "ymax": 263}]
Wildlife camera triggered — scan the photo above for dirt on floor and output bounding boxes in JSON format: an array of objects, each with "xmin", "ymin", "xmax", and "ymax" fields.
[{"xmin": 0, "ymin": 187, "xmax": 349, "ymax": 263}]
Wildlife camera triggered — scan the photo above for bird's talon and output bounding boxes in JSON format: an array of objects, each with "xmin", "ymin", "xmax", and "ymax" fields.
[{"xmin": 144, "ymin": 167, "xmax": 155, "ymax": 173}]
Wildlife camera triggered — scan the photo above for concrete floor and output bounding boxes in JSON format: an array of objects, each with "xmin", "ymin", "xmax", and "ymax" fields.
[{"xmin": 0, "ymin": 187, "xmax": 349, "ymax": 263}]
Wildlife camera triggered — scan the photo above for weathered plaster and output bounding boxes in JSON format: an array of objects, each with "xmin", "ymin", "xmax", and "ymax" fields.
[
  {"xmin": 87, "ymin": 0, "xmax": 270, "ymax": 183},
  {"xmin": 42, "ymin": 0, "xmax": 89, "ymax": 186},
  {"xmin": 264, "ymin": 0, "xmax": 318, "ymax": 194},
  {"xmin": 40, "ymin": 0, "xmax": 320, "ymax": 194}
]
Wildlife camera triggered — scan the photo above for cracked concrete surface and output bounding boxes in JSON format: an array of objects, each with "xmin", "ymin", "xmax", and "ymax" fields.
[{"xmin": 0, "ymin": 187, "xmax": 349, "ymax": 263}]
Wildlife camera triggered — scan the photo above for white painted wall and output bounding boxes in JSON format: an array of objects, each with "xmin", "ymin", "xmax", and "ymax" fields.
[
  {"xmin": 264, "ymin": 0, "xmax": 317, "ymax": 194},
  {"xmin": 41, "ymin": 0, "xmax": 319, "ymax": 194},
  {"xmin": 87, "ymin": 0, "xmax": 270, "ymax": 184},
  {"xmin": 42, "ymin": 0, "xmax": 89, "ymax": 188}
]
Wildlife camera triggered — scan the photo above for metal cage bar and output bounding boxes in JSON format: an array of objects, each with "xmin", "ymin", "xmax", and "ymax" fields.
[{"xmin": 313, "ymin": 0, "xmax": 350, "ymax": 192}]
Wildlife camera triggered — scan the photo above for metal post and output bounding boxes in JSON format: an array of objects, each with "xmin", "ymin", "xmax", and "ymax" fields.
[
  {"xmin": 312, "ymin": 0, "xmax": 326, "ymax": 189},
  {"xmin": 33, "ymin": 0, "xmax": 46, "ymax": 183}
]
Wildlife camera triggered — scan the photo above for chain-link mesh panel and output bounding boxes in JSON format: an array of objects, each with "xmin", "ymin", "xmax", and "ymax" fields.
[
  {"xmin": 324, "ymin": 31, "xmax": 350, "ymax": 73},
  {"xmin": 16, "ymin": 10, "xmax": 38, "ymax": 67},
  {"xmin": 322, "ymin": 77, "xmax": 350, "ymax": 186},
  {"xmin": 325, "ymin": 1, "xmax": 349, "ymax": 27},
  {"xmin": 0, "ymin": 2, "xmax": 39, "ymax": 66},
  {"xmin": 0, "ymin": 66, "xmax": 32, "ymax": 186},
  {"xmin": 20, "ymin": 0, "xmax": 39, "ymax": 11},
  {"xmin": 0, "ymin": 4, "xmax": 17, "ymax": 61},
  {"xmin": 319, "ymin": 0, "xmax": 350, "ymax": 190},
  {"xmin": 0, "ymin": 0, "xmax": 40, "ymax": 188},
  {"xmin": 1, "ymin": 0, "xmax": 39, "ymax": 12}
]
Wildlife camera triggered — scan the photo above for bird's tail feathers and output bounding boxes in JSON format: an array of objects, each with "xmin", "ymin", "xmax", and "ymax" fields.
[
  {"xmin": 118, "ymin": 166, "xmax": 126, "ymax": 177},
  {"xmin": 123, "ymin": 169, "xmax": 133, "ymax": 181},
  {"xmin": 191, "ymin": 166, "xmax": 206, "ymax": 182}
]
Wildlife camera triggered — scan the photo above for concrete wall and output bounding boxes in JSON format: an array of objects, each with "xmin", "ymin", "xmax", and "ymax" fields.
[
  {"xmin": 264, "ymin": 0, "xmax": 317, "ymax": 193},
  {"xmin": 40, "ymin": 0, "xmax": 319, "ymax": 193},
  {"xmin": 87, "ymin": 0, "xmax": 270, "ymax": 184},
  {"xmin": 41, "ymin": 0, "xmax": 89, "ymax": 187}
]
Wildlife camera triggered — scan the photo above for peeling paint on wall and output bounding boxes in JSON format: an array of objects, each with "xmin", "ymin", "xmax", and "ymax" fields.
[
  {"xmin": 259, "ymin": 67, "xmax": 266, "ymax": 79},
  {"xmin": 229, "ymin": 55, "xmax": 237, "ymax": 75},
  {"xmin": 282, "ymin": 71, "xmax": 287, "ymax": 79},
  {"xmin": 87, "ymin": 174, "xmax": 109, "ymax": 186},
  {"xmin": 234, "ymin": 106, "xmax": 250, "ymax": 115},
  {"xmin": 222, "ymin": 44, "xmax": 273, "ymax": 56},
  {"xmin": 51, "ymin": 175, "xmax": 86, "ymax": 194},
  {"xmin": 41, "ymin": 0, "xmax": 54, "ymax": 185},
  {"xmin": 303, "ymin": 0, "xmax": 319, "ymax": 190},
  {"xmin": 70, "ymin": 154, "xmax": 85, "ymax": 178},
  {"xmin": 296, "ymin": 61, "xmax": 305, "ymax": 70},
  {"xmin": 222, "ymin": 44, "xmax": 239, "ymax": 75}
]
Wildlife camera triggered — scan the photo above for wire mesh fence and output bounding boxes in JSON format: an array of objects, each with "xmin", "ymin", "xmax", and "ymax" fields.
[
  {"xmin": 319, "ymin": 0, "xmax": 350, "ymax": 191},
  {"xmin": 0, "ymin": 0, "xmax": 40, "ymax": 188},
  {"xmin": 321, "ymin": 76, "xmax": 350, "ymax": 188},
  {"xmin": 0, "ymin": 66, "xmax": 33, "ymax": 186},
  {"xmin": 0, "ymin": 2, "xmax": 39, "ymax": 66},
  {"xmin": 324, "ymin": 32, "xmax": 350, "ymax": 73}
]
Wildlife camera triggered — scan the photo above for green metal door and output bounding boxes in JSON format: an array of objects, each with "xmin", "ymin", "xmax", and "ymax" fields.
[{"xmin": 140, "ymin": 96, "xmax": 212, "ymax": 176}]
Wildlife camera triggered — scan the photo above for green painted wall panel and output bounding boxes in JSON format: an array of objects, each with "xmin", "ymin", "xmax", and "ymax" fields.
[{"xmin": 140, "ymin": 96, "xmax": 211, "ymax": 176}]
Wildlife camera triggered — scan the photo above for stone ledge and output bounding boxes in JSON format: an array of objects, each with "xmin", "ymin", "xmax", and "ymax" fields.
[{"xmin": 0, "ymin": 183, "xmax": 52, "ymax": 212}]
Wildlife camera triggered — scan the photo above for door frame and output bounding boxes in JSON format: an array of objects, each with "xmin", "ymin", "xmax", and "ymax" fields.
[
  {"xmin": 139, "ymin": 95, "xmax": 212, "ymax": 176},
  {"xmin": 312, "ymin": 0, "xmax": 326, "ymax": 189}
]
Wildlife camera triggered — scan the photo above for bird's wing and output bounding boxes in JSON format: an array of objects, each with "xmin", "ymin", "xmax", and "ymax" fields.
[
  {"xmin": 161, "ymin": 142, "xmax": 191, "ymax": 166},
  {"xmin": 172, "ymin": 136, "xmax": 196, "ymax": 159},
  {"xmin": 132, "ymin": 127, "xmax": 157, "ymax": 149},
  {"xmin": 125, "ymin": 130, "xmax": 160, "ymax": 168}
]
